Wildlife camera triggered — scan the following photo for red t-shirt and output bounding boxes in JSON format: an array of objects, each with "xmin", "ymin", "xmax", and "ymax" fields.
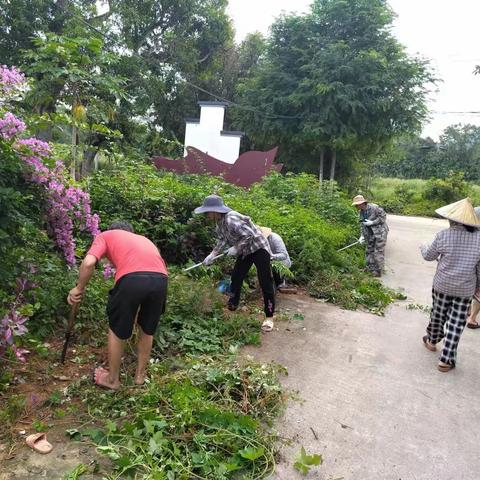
[{"xmin": 87, "ymin": 230, "xmax": 168, "ymax": 282}]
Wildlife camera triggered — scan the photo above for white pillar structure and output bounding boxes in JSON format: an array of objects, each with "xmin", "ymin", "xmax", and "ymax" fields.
[{"xmin": 184, "ymin": 101, "xmax": 244, "ymax": 164}]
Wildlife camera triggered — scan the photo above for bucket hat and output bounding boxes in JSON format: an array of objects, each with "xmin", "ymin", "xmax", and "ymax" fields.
[
  {"xmin": 435, "ymin": 198, "xmax": 480, "ymax": 227},
  {"xmin": 194, "ymin": 194, "xmax": 232, "ymax": 214},
  {"xmin": 352, "ymin": 194, "xmax": 367, "ymax": 206},
  {"xmin": 259, "ymin": 226, "xmax": 272, "ymax": 238}
]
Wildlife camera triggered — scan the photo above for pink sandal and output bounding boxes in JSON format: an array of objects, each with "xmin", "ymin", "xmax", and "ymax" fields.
[{"xmin": 26, "ymin": 433, "xmax": 53, "ymax": 454}]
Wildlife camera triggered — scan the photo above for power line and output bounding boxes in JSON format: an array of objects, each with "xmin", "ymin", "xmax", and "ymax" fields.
[
  {"xmin": 72, "ymin": 8, "xmax": 301, "ymax": 121},
  {"xmin": 431, "ymin": 111, "xmax": 480, "ymax": 115}
]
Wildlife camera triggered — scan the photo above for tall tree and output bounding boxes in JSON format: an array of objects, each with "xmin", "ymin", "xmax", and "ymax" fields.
[
  {"xmin": 232, "ymin": 0, "xmax": 435, "ymax": 181},
  {"xmin": 23, "ymin": 32, "xmax": 125, "ymax": 178},
  {"xmin": 0, "ymin": 1, "xmax": 97, "ymax": 65},
  {"xmin": 1, "ymin": 1, "xmax": 234, "ymax": 157}
]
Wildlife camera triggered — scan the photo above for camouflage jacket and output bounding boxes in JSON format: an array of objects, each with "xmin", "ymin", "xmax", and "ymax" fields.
[{"xmin": 360, "ymin": 203, "xmax": 388, "ymax": 238}]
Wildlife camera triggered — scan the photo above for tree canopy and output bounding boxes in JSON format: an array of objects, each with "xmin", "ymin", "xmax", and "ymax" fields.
[
  {"xmin": 232, "ymin": 0, "xmax": 435, "ymax": 180},
  {"xmin": 375, "ymin": 124, "xmax": 480, "ymax": 181}
]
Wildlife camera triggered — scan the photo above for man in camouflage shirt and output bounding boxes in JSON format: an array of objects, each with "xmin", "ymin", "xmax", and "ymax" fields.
[{"xmin": 352, "ymin": 195, "xmax": 389, "ymax": 277}]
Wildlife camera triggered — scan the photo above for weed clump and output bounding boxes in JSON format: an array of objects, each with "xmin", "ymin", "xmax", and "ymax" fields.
[{"xmin": 66, "ymin": 356, "xmax": 285, "ymax": 479}]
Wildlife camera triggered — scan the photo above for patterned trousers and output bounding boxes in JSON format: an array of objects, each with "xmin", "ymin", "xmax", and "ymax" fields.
[
  {"xmin": 365, "ymin": 233, "xmax": 387, "ymax": 274},
  {"xmin": 426, "ymin": 289, "xmax": 471, "ymax": 366}
]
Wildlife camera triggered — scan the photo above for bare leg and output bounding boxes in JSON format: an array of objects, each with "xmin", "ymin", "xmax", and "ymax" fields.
[
  {"xmin": 135, "ymin": 328, "xmax": 153, "ymax": 385},
  {"xmin": 94, "ymin": 328, "xmax": 123, "ymax": 389},
  {"xmin": 467, "ymin": 298, "xmax": 480, "ymax": 325}
]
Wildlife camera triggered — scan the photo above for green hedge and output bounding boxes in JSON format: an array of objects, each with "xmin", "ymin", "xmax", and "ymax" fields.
[{"xmin": 87, "ymin": 165, "xmax": 394, "ymax": 311}]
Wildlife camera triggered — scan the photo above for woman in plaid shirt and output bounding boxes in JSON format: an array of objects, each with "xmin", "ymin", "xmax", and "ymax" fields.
[
  {"xmin": 420, "ymin": 198, "xmax": 480, "ymax": 372},
  {"xmin": 194, "ymin": 195, "xmax": 275, "ymax": 332}
]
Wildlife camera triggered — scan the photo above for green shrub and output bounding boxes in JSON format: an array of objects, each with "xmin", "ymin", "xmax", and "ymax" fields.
[
  {"xmin": 370, "ymin": 176, "xmax": 480, "ymax": 217},
  {"xmin": 424, "ymin": 171, "xmax": 469, "ymax": 204},
  {"xmin": 87, "ymin": 165, "xmax": 393, "ymax": 311}
]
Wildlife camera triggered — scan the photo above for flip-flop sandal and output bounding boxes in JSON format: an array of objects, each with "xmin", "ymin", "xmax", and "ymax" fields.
[
  {"xmin": 438, "ymin": 363, "xmax": 455, "ymax": 373},
  {"xmin": 26, "ymin": 432, "xmax": 53, "ymax": 454},
  {"xmin": 467, "ymin": 322, "xmax": 480, "ymax": 329},
  {"xmin": 261, "ymin": 319, "xmax": 274, "ymax": 332},
  {"xmin": 422, "ymin": 335, "xmax": 436, "ymax": 352}
]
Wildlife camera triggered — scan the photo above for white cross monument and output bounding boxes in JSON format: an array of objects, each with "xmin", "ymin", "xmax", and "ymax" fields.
[{"xmin": 184, "ymin": 101, "xmax": 244, "ymax": 164}]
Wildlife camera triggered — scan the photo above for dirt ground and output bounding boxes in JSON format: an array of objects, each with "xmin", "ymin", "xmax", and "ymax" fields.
[
  {"xmin": 245, "ymin": 214, "xmax": 480, "ymax": 480},
  {"xmin": 0, "ymin": 340, "xmax": 109, "ymax": 479}
]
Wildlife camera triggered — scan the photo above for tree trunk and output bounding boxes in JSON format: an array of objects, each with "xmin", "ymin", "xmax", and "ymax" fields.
[
  {"xmin": 81, "ymin": 148, "xmax": 97, "ymax": 177},
  {"xmin": 35, "ymin": 103, "xmax": 54, "ymax": 142},
  {"xmin": 330, "ymin": 149, "xmax": 336, "ymax": 181},
  {"xmin": 319, "ymin": 148, "xmax": 324, "ymax": 185},
  {"xmin": 71, "ymin": 124, "xmax": 77, "ymax": 181}
]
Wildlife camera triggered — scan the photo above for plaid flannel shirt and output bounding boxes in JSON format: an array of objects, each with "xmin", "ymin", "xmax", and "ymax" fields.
[
  {"xmin": 213, "ymin": 211, "xmax": 271, "ymax": 257},
  {"xmin": 420, "ymin": 224, "xmax": 480, "ymax": 297}
]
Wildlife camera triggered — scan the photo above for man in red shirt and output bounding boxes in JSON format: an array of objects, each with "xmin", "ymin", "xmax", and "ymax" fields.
[{"xmin": 67, "ymin": 221, "xmax": 168, "ymax": 390}]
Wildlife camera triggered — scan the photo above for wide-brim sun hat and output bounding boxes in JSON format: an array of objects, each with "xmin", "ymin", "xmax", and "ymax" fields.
[
  {"xmin": 259, "ymin": 226, "xmax": 272, "ymax": 238},
  {"xmin": 352, "ymin": 194, "xmax": 367, "ymax": 206},
  {"xmin": 435, "ymin": 198, "xmax": 480, "ymax": 227},
  {"xmin": 194, "ymin": 194, "xmax": 232, "ymax": 214}
]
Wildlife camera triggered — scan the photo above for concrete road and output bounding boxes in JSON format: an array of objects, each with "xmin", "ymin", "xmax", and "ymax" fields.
[{"xmin": 246, "ymin": 214, "xmax": 480, "ymax": 480}]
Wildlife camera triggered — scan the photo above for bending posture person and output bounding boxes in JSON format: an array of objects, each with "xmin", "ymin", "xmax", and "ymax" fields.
[
  {"xmin": 194, "ymin": 195, "xmax": 275, "ymax": 332},
  {"xmin": 352, "ymin": 195, "xmax": 389, "ymax": 277},
  {"xmin": 420, "ymin": 199, "xmax": 480, "ymax": 372},
  {"xmin": 259, "ymin": 227, "xmax": 292, "ymax": 288},
  {"xmin": 68, "ymin": 221, "xmax": 168, "ymax": 389}
]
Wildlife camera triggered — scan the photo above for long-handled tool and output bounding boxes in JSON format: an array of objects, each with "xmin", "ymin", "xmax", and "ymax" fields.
[
  {"xmin": 337, "ymin": 240, "xmax": 360, "ymax": 252},
  {"xmin": 60, "ymin": 302, "xmax": 79, "ymax": 364},
  {"xmin": 183, "ymin": 252, "xmax": 226, "ymax": 272}
]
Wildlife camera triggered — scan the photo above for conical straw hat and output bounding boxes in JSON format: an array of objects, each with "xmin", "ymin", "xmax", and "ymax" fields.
[{"xmin": 435, "ymin": 198, "xmax": 480, "ymax": 227}]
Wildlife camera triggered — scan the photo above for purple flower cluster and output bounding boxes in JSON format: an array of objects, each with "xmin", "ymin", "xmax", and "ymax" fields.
[
  {"xmin": 16, "ymin": 137, "xmax": 100, "ymax": 265},
  {"xmin": 0, "ymin": 66, "xmax": 102, "ymax": 363},
  {"xmin": 0, "ymin": 66, "xmax": 101, "ymax": 265},
  {"xmin": 0, "ymin": 65, "xmax": 25, "ymax": 91},
  {"xmin": 103, "ymin": 262, "xmax": 116, "ymax": 279},
  {"xmin": 0, "ymin": 112, "xmax": 26, "ymax": 140},
  {"xmin": 0, "ymin": 272, "xmax": 37, "ymax": 363}
]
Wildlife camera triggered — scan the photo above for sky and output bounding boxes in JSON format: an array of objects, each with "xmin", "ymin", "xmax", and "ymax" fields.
[{"xmin": 227, "ymin": 0, "xmax": 480, "ymax": 140}]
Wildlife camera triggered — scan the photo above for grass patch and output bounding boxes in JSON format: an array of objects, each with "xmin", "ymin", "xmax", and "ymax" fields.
[{"xmin": 370, "ymin": 177, "xmax": 480, "ymax": 217}]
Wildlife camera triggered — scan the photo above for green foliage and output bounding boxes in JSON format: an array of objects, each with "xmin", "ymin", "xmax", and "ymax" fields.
[
  {"xmin": 155, "ymin": 275, "xmax": 261, "ymax": 355},
  {"xmin": 233, "ymin": 0, "xmax": 435, "ymax": 178},
  {"xmin": 375, "ymin": 125, "xmax": 480, "ymax": 181},
  {"xmin": 370, "ymin": 176, "xmax": 480, "ymax": 217},
  {"xmin": 294, "ymin": 446, "xmax": 323, "ymax": 476},
  {"xmin": 424, "ymin": 171, "xmax": 469, "ymax": 204},
  {"xmin": 88, "ymin": 165, "xmax": 394, "ymax": 311},
  {"xmin": 67, "ymin": 355, "xmax": 284, "ymax": 479},
  {"xmin": 63, "ymin": 464, "xmax": 88, "ymax": 480},
  {"xmin": 308, "ymin": 268, "xmax": 395, "ymax": 314}
]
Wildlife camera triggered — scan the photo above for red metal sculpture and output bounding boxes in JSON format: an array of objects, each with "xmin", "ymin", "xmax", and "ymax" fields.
[{"xmin": 152, "ymin": 146, "xmax": 282, "ymax": 188}]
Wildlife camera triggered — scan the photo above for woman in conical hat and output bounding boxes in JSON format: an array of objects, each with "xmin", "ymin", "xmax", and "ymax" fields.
[{"xmin": 420, "ymin": 198, "xmax": 480, "ymax": 372}]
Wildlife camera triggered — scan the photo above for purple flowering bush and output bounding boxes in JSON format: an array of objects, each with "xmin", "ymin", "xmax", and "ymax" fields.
[{"xmin": 0, "ymin": 65, "xmax": 104, "ymax": 362}]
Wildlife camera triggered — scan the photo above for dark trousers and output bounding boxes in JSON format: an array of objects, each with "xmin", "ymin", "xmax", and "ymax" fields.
[
  {"xmin": 229, "ymin": 249, "xmax": 275, "ymax": 317},
  {"xmin": 273, "ymin": 270, "xmax": 283, "ymax": 288}
]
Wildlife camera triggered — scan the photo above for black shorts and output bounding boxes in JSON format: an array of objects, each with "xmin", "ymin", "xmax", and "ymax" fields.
[{"xmin": 106, "ymin": 272, "xmax": 168, "ymax": 340}]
